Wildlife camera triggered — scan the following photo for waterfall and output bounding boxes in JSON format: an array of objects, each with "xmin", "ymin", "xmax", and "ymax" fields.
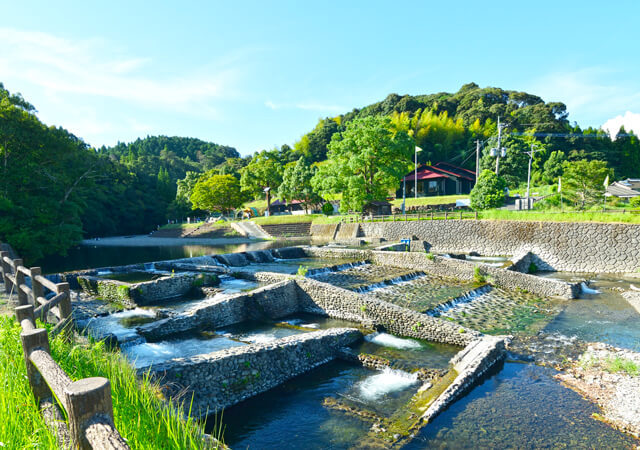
[
  {"xmin": 364, "ymin": 332, "xmax": 422, "ymax": 350},
  {"xmin": 352, "ymin": 272, "xmax": 425, "ymax": 294},
  {"xmin": 356, "ymin": 367, "xmax": 419, "ymax": 401},
  {"xmin": 580, "ymin": 282, "xmax": 601, "ymax": 295},
  {"xmin": 307, "ymin": 260, "xmax": 369, "ymax": 277},
  {"xmin": 427, "ymin": 285, "xmax": 493, "ymax": 316}
]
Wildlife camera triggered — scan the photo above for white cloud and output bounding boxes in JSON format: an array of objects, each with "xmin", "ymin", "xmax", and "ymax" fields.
[
  {"xmin": 602, "ymin": 111, "xmax": 640, "ymax": 139},
  {"xmin": 0, "ymin": 27, "xmax": 240, "ymax": 112}
]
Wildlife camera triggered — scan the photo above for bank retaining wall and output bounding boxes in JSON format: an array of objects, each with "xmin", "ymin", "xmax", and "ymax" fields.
[
  {"xmin": 338, "ymin": 220, "xmax": 640, "ymax": 273},
  {"xmin": 147, "ymin": 328, "xmax": 362, "ymax": 416}
]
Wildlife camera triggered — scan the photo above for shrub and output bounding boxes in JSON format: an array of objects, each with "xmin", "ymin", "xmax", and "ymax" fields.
[
  {"xmin": 630, "ymin": 196, "xmax": 640, "ymax": 208},
  {"xmin": 473, "ymin": 266, "xmax": 486, "ymax": 284},
  {"xmin": 322, "ymin": 202, "xmax": 334, "ymax": 216},
  {"xmin": 296, "ymin": 265, "xmax": 309, "ymax": 277},
  {"xmin": 528, "ymin": 262, "xmax": 538, "ymax": 274},
  {"xmin": 425, "ymin": 252, "xmax": 435, "ymax": 261},
  {"xmin": 470, "ymin": 170, "xmax": 507, "ymax": 210}
]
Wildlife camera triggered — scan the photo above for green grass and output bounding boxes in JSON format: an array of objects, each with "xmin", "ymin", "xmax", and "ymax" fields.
[
  {"xmin": 251, "ymin": 214, "xmax": 318, "ymax": 225},
  {"xmin": 477, "ymin": 209, "xmax": 640, "ymax": 224},
  {"xmin": 390, "ymin": 195, "xmax": 468, "ymax": 208},
  {"xmin": 159, "ymin": 221, "xmax": 205, "ymax": 230},
  {"xmin": 0, "ymin": 316, "xmax": 220, "ymax": 449},
  {"xmin": 603, "ymin": 355, "xmax": 639, "ymax": 376}
]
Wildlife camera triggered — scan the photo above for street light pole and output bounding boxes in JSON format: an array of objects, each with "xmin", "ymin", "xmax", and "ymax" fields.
[
  {"xmin": 402, "ymin": 175, "xmax": 406, "ymax": 214},
  {"xmin": 414, "ymin": 146, "xmax": 422, "ymax": 199},
  {"xmin": 525, "ymin": 144, "xmax": 543, "ymax": 209}
]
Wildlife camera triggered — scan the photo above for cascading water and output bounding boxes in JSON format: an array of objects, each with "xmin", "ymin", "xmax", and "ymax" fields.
[
  {"xmin": 83, "ymin": 308, "xmax": 157, "ymax": 342},
  {"xmin": 353, "ymin": 271, "xmax": 426, "ymax": 293},
  {"xmin": 580, "ymin": 282, "xmax": 601, "ymax": 294},
  {"xmin": 427, "ymin": 285, "xmax": 493, "ymax": 316},
  {"xmin": 364, "ymin": 332, "xmax": 422, "ymax": 350},
  {"xmin": 306, "ymin": 260, "xmax": 369, "ymax": 277},
  {"xmin": 356, "ymin": 367, "xmax": 419, "ymax": 401}
]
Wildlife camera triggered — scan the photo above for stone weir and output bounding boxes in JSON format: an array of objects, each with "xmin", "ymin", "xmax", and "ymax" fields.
[
  {"xmin": 139, "ymin": 273, "xmax": 479, "ymax": 346},
  {"xmin": 139, "ymin": 280, "xmax": 299, "ymax": 341},
  {"xmin": 351, "ymin": 220, "xmax": 640, "ymax": 273},
  {"xmin": 146, "ymin": 328, "xmax": 362, "ymax": 417},
  {"xmin": 303, "ymin": 247, "xmax": 580, "ymax": 299}
]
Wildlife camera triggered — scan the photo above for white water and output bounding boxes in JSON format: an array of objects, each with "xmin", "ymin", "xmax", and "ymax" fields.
[
  {"xmin": 365, "ymin": 332, "xmax": 422, "ymax": 350},
  {"xmin": 285, "ymin": 319, "xmax": 319, "ymax": 328},
  {"xmin": 581, "ymin": 282, "xmax": 601, "ymax": 294},
  {"xmin": 357, "ymin": 367, "xmax": 419, "ymax": 401},
  {"xmin": 85, "ymin": 308, "xmax": 156, "ymax": 341},
  {"xmin": 123, "ymin": 336, "xmax": 245, "ymax": 368}
]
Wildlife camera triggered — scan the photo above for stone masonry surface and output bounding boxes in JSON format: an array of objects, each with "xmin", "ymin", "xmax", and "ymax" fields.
[
  {"xmin": 303, "ymin": 247, "xmax": 579, "ymax": 299},
  {"xmin": 146, "ymin": 328, "xmax": 362, "ymax": 417},
  {"xmin": 339, "ymin": 220, "xmax": 640, "ymax": 273},
  {"xmin": 138, "ymin": 280, "xmax": 298, "ymax": 341}
]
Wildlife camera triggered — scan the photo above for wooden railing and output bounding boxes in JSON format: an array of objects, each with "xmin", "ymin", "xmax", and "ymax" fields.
[
  {"xmin": 342, "ymin": 210, "xmax": 479, "ymax": 223},
  {"xmin": 1, "ymin": 243, "xmax": 129, "ymax": 449}
]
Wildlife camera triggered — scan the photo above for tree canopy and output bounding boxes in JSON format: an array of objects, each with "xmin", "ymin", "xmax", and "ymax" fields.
[
  {"xmin": 190, "ymin": 174, "xmax": 244, "ymax": 214},
  {"xmin": 312, "ymin": 116, "xmax": 413, "ymax": 212}
]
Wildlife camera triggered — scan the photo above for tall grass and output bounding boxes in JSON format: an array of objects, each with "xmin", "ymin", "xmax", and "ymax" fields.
[
  {"xmin": 0, "ymin": 317, "xmax": 58, "ymax": 448},
  {"xmin": 389, "ymin": 195, "xmax": 469, "ymax": 207},
  {"xmin": 0, "ymin": 316, "xmax": 220, "ymax": 449}
]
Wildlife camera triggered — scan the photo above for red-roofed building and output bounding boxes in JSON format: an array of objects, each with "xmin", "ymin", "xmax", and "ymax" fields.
[{"xmin": 399, "ymin": 163, "xmax": 476, "ymax": 197}]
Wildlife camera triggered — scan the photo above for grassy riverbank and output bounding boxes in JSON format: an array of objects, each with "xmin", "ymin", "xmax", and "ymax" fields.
[{"xmin": 0, "ymin": 316, "xmax": 220, "ymax": 449}]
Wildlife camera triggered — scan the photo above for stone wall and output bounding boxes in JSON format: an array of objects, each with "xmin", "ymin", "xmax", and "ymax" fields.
[
  {"xmin": 345, "ymin": 220, "xmax": 640, "ymax": 273},
  {"xmin": 147, "ymin": 328, "xmax": 362, "ymax": 416},
  {"xmin": 77, "ymin": 273, "xmax": 198, "ymax": 307},
  {"xmin": 294, "ymin": 277, "xmax": 479, "ymax": 346},
  {"xmin": 303, "ymin": 247, "xmax": 580, "ymax": 299},
  {"xmin": 138, "ymin": 280, "xmax": 299, "ymax": 341}
]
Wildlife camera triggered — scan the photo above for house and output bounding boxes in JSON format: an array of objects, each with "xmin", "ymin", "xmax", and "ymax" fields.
[
  {"xmin": 363, "ymin": 200, "xmax": 392, "ymax": 216},
  {"xmin": 269, "ymin": 199, "xmax": 319, "ymax": 215},
  {"xmin": 606, "ymin": 179, "xmax": 640, "ymax": 200},
  {"xmin": 399, "ymin": 162, "xmax": 476, "ymax": 197}
]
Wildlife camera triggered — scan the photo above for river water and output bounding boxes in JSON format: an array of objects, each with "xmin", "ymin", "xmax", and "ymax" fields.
[{"xmin": 46, "ymin": 241, "xmax": 640, "ymax": 448}]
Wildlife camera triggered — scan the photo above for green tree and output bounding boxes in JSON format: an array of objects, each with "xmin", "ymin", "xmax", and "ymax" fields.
[
  {"xmin": 562, "ymin": 159, "xmax": 611, "ymax": 209},
  {"xmin": 190, "ymin": 174, "xmax": 244, "ymax": 214},
  {"xmin": 542, "ymin": 150, "xmax": 565, "ymax": 184},
  {"xmin": 278, "ymin": 157, "xmax": 321, "ymax": 213},
  {"xmin": 311, "ymin": 115, "xmax": 413, "ymax": 213},
  {"xmin": 470, "ymin": 169, "xmax": 507, "ymax": 210},
  {"xmin": 239, "ymin": 149, "xmax": 284, "ymax": 199}
]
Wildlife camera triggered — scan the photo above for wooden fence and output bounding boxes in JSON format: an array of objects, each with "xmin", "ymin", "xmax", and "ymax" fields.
[
  {"xmin": 1, "ymin": 243, "xmax": 129, "ymax": 449},
  {"xmin": 342, "ymin": 210, "xmax": 479, "ymax": 223}
]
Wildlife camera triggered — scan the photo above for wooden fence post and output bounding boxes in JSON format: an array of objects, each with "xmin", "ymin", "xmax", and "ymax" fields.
[
  {"xmin": 30, "ymin": 267, "xmax": 44, "ymax": 306},
  {"xmin": 445, "ymin": 211, "xmax": 448, "ymax": 220},
  {"xmin": 430, "ymin": 211, "xmax": 434, "ymax": 221},
  {"xmin": 64, "ymin": 377, "xmax": 119, "ymax": 449},
  {"xmin": 14, "ymin": 259, "xmax": 27, "ymax": 305},
  {"xmin": 475, "ymin": 211, "xmax": 478, "ymax": 220},
  {"xmin": 56, "ymin": 283, "xmax": 72, "ymax": 321},
  {"xmin": 20, "ymin": 328, "xmax": 52, "ymax": 402},
  {"xmin": 0, "ymin": 251, "xmax": 10, "ymax": 292},
  {"xmin": 459, "ymin": 210, "xmax": 463, "ymax": 220},
  {"xmin": 16, "ymin": 304, "xmax": 35, "ymax": 330}
]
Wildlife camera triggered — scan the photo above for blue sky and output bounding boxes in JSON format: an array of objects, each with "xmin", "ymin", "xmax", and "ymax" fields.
[{"xmin": 2, "ymin": 1, "xmax": 640, "ymax": 155}]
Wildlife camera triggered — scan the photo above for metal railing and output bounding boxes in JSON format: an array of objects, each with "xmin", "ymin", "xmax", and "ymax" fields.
[{"xmin": 1, "ymin": 242, "xmax": 129, "ymax": 449}]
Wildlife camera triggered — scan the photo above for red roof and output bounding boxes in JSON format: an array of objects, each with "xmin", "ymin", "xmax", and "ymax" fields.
[{"xmin": 402, "ymin": 167, "xmax": 447, "ymax": 182}]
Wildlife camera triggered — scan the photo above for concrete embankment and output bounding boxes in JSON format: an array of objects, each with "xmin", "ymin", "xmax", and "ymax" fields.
[
  {"xmin": 147, "ymin": 328, "xmax": 362, "ymax": 416},
  {"xmin": 347, "ymin": 220, "xmax": 640, "ymax": 273}
]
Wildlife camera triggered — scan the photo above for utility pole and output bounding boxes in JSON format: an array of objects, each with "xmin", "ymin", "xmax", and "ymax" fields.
[
  {"xmin": 414, "ymin": 146, "xmax": 422, "ymax": 199},
  {"xmin": 475, "ymin": 140, "xmax": 480, "ymax": 183},
  {"xmin": 495, "ymin": 117, "xmax": 503, "ymax": 175},
  {"xmin": 525, "ymin": 144, "xmax": 543, "ymax": 209}
]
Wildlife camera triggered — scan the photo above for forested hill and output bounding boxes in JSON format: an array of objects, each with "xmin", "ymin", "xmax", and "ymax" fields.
[
  {"xmin": 100, "ymin": 136, "xmax": 239, "ymax": 181},
  {"xmin": 292, "ymin": 83, "xmax": 637, "ymax": 183}
]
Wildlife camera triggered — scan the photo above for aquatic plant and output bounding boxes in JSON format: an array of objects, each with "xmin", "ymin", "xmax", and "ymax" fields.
[
  {"xmin": 528, "ymin": 262, "xmax": 539, "ymax": 274},
  {"xmin": 296, "ymin": 265, "xmax": 309, "ymax": 277},
  {"xmin": 473, "ymin": 266, "xmax": 486, "ymax": 284}
]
